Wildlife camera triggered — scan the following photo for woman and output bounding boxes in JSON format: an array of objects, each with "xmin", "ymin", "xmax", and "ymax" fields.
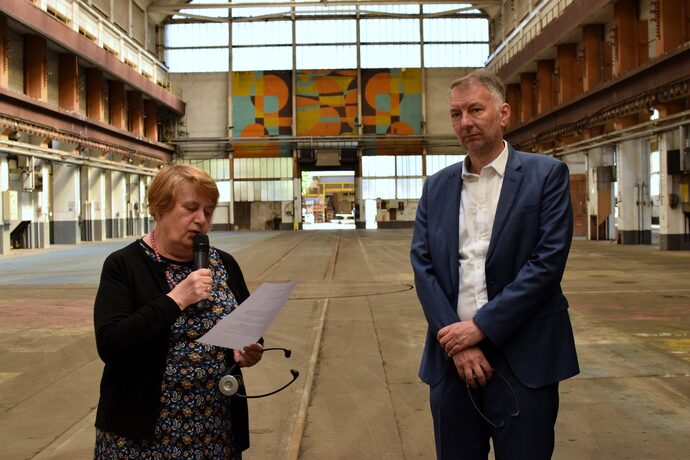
[{"xmin": 93, "ymin": 164, "xmax": 263, "ymax": 459}]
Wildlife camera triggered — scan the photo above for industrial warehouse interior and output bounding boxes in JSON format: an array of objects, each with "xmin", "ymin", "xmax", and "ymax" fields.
[{"xmin": 0, "ymin": 0, "xmax": 689, "ymax": 459}]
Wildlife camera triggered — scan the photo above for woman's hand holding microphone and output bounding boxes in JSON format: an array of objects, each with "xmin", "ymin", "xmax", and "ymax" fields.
[{"xmin": 167, "ymin": 268, "xmax": 213, "ymax": 310}]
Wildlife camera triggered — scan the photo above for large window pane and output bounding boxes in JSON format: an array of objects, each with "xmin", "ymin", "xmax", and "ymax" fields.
[
  {"xmin": 260, "ymin": 180, "xmax": 271, "ymax": 200},
  {"xmin": 423, "ymin": 43, "xmax": 488, "ymax": 68},
  {"xmin": 296, "ymin": 45, "xmax": 356, "ymax": 69},
  {"xmin": 217, "ymin": 180, "xmax": 231, "ymax": 202},
  {"xmin": 233, "ymin": 22, "xmax": 291, "ymax": 45},
  {"xmin": 234, "ymin": 181, "xmax": 247, "ymax": 201},
  {"xmin": 296, "ymin": 20, "xmax": 356, "ymax": 44},
  {"xmin": 232, "ymin": 46, "xmax": 292, "ymax": 71},
  {"xmin": 426, "ymin": 155, "xmax": 465, "ymax": 175},
  {"xmin": 362, "ymin": 156, "xmax": 395, "ymax": 177},
  {"xmin": 397, "ymin": 178, "xmax": 423, "ymax": 199},
  {"xmin": 176, "ymin": 159, "xmax": 230, "ymax": 180},
  {"xmin": 233, "ymin": 180, "xmax": 293, "ymax": 201},
  {"xmin": 166, "ymin": 48, "xmax": 228, "ymax": 72},
  {"xmin": 423, "ymin": 18, "xmax": 488, "ymax": 42},
  {"xmin": 650, "ymin": 150, "xmax": 660, "ymax": 174},
  {"xmin": 362, "ymin": 178, "xmax": 396, "ymax": 199},
  {"xmin": 361, "ymin": 44, "xmax": 420, "ymax": 68},
  {"xmin": 360, "ymin": 19, "xmax": 419, "ymax": 43},
  {"xmin": 165, "ymin": 23, "xmax": 228, "ymax": 48},
  {"xmin": 396, "ymin": 156, "xmax": 422, "ymax": 176},
  {"xmin": 233, "ymin": 158, "xmax": 293, "ymax": 179}
]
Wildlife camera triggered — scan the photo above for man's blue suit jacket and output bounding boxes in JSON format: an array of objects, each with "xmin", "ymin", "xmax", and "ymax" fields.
[{"xmin": 411, "ymin": 144, "xmax": 579, "ymax": 389}]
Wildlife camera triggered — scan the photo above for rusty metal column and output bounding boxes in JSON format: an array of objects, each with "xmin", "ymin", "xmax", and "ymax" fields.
[
  {"xmin": 109, "ymin": 81, "xmax": 126, "ymax": 130},
  {"xmin": 0, "ymin": 16, "xmax": 8, "ymax": 89},
  {"xmin": 557, "ymin": 44, "xmax": 579, "ymax": 105},
  {"xmin": 25, "ymin": 35, "xmax": 47, "ymax": 101},
  {"xmin": 506, "ymin": 83, "xmax": 520, "ymax": 129},
  {"xmin": 536, "ymin": 60, "xmax": 554, "ymax": 115},
  {"xmin": 86, "ymin": 68, "xmax": 104, "ymax": 122},
  {"xmin": 519, "ymin": 73, "xmax": 535, "ymax": 123},
  {"xmin": 656, "ymin": 0, "xmax": 685, "ymax": 55},
  {"xmin": 58, "ymin": 54, "xmax": 79, "ymax": 112},
  {"xmin": 144, "ymin": 99, "xmax": 158, "ymax": 141},
  {"xmin": 613, "ymin": 0, "xmax": 639, "ymax": 77},
  {"xmin": 128, "ymin": 91, "xmax": 144, "ymax": 137},
  {"xmin": 582, "ymin": 24, "xmax": 603, "ymax": 92}
]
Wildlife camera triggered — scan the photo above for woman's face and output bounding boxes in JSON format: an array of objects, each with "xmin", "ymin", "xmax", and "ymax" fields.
[{"xmin": 156, "ymin": 181, "xmax": 215, "ymax": 254}]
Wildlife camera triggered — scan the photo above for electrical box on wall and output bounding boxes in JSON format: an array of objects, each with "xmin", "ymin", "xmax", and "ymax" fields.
[
  {"xmin": 681, "ymin": 176, "xmax": 690, "ymax": 213},
  {"xmin": 667, "ymin": 150, "xmax": 681, "ymax": 175},
  {"xmin": 2, "ymin": 190, "xmax": 18, "ymax": 221}
]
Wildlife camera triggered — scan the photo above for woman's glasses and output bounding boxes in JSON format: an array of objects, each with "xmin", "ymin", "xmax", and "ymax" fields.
[{"xmin": 219, "ymin": 347, "xmax": 299, "ymax": 398}]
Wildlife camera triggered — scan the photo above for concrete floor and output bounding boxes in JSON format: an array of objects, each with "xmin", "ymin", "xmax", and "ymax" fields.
[{"xmin": 0, "ymin": 229, "xmax": 688, "ymax": 460}]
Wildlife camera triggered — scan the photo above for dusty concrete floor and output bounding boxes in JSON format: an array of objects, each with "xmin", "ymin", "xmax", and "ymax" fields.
[{"xmin": 0, "ymin": 230, "xmax": 688, "ymax": 459}]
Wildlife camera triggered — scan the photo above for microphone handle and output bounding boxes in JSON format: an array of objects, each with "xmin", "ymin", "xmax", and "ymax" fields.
[
  {"xmin": 193, "ymin": 250, "xmax": 209, "ymax": 308},
  {"xmin": 193, "ymin": 251, "xmax": 209, "ymax": 271}
]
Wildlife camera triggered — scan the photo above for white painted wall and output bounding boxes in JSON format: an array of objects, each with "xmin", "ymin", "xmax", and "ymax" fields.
[
  {"xmin": 171, "ymin": 72, "xmax": 229, "ymax": 139},
  {"xmin": 425, "ymin": 68, "xmax": 471, "ymax": 154},
  {"xmin": 173, "ymin": 68, "xmax": 471, "ymax": 144}
]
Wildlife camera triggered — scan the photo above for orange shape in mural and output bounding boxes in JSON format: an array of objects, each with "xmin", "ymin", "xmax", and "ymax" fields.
[
  {"xmin": 260, "ymin": 74, "xmax": 290, "ymax": 112},
  {"xmin": 364, "ymin": 72, "xmax": 402, "ymax": 114},
  {"xmin": 235, "ymin": 123, "xmax": 280, "ymax": 157},
  {"xmin": 387, "ymin": 121, "xmax": 414, "ymax": 135},
  {"xmin": 241, "ymin": 123, "xmax": 268, "ymax": 137}
]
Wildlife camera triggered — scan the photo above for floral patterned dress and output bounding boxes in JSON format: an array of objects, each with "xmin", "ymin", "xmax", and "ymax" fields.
[{"xmin": 94, "ymin": 242, "xmax": 242, "ymax": 460}]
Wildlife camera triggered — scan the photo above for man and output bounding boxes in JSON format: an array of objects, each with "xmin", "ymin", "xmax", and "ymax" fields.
[{"xmin": 410, "ymin": 70, "xmax": 579, "ymax": 459}]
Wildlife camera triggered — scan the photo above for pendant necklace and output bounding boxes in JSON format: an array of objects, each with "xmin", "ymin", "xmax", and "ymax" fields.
[{"xmin": 149, "ymin": 229, "xmax": 177, "ymax": 288}]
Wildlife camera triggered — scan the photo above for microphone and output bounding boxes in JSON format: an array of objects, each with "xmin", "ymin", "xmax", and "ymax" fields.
[{"xmin": 193, "ymin": 233, "xmax": 210, "ymax": 308}]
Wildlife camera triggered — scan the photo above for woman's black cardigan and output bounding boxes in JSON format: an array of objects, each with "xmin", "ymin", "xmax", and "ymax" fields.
[{"xmin": 93, "ymin": 240, "xmax": 252, "ymax": 451}]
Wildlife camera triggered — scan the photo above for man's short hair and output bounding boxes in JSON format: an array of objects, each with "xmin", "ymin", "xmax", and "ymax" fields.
[{"xmin": 449, "ymin": 69, "xmax": 506, "ymax": 104}]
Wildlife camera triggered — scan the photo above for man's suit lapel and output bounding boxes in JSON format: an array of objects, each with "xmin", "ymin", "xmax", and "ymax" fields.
[{"xmin": 487, "ymin": 148, "xmax": 523, "ymax": 263}]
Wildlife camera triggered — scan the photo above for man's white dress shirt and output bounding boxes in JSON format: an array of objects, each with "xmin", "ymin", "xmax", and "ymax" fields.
[{"xmin": 457, "ymin": 141, "xmax": 508, "ymax": 321}]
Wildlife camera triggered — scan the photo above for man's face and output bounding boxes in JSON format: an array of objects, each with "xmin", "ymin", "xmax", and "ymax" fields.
[{"xmin": 449, "ymin": 83, "xmax": 510, "ymax": 159}]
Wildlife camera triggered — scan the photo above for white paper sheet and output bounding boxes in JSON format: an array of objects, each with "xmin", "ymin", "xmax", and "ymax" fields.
[{"xmin": 197, "ymin": 278, "xmax": 298, "ymax": 349}]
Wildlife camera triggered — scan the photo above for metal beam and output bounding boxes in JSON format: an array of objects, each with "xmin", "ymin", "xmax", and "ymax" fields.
[
  {"xmin": 0, "ymin": 87, "xmax": 173, "ymax": 165},
  {"xmin": 149, "ymin": 1, "xmax": 499, "ymax": 13},
  {"xmin": 166, "ymin": 9, "xmax": 485, "ymax": 24},
  {"xmin": 505, "ymin": 44, "xmax": 690, "ymax": 150},
  {"xmin": 0, "ymin": 140, "xmax": 161, "ymax": 176},
  {"xmin": 547, "ymin": 109, "xmax": 690, "ymax": 159}
]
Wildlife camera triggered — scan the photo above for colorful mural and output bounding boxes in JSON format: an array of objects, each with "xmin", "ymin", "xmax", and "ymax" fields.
[
  {"xmin": 230, "ymin": 69, "xmax": 424, "ymax": 156},
  {"xmin": 232, "ymin": 71, "xmax": 292, "ymax": 156},
  {"xmin": 361, "ymin": 68, "xmax": 422, "ymax": 154},
  {"xmin": 296, "ymin": 70, "xmax": 358, "ymax": 136}
]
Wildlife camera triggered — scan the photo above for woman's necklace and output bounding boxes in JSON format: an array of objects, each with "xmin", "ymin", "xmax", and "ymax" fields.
[{"xmin": 150, "ymin": 229, "xmax": 177, "ymax": 287}]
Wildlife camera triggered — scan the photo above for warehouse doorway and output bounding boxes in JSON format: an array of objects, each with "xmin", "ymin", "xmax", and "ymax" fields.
[{"xmin": 301, "ymin": 170, "xmax": 355, "ymax": 229}]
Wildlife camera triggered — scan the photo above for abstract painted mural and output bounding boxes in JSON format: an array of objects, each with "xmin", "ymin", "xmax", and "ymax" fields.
[
  {"xmin": 361, "ymin": 68, "xmax": 422, "ymax": 154},
  {"xmin": 232, "ymin": 71, "xmax": 292, "ymax": 156},
  {"xmin": 296, "ymin": 70, "xmax": 358, "ymax": 136},
  {"xmin": 230, "ymin": 68, "xmax": 423, "ymax": 156}
]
